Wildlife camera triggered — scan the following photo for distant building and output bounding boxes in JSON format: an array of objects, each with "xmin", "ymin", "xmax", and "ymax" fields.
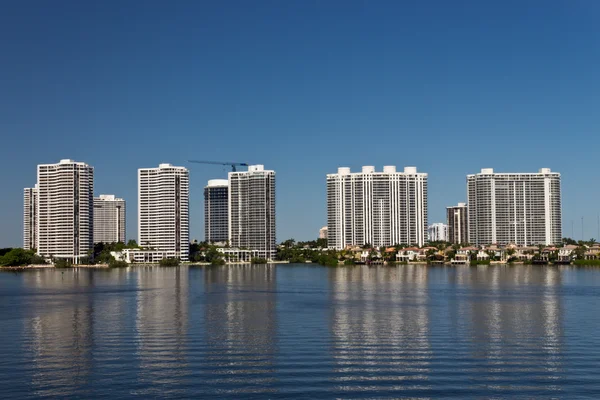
[
  {"xmin": 204, "ymin": 179, "xmax": 229, "ymax": 243},
  {"xmin": 138, "ymin": 163, "xmax": 189, "ymax": 261},
  {"xmin": 35, "ymin": 159, "xmax": 94, "ymax": 263},
  {"xmin": 327, "ymin": 166, "xmax": 428, "ymax": 250},
  {"xmin": 94, "ymin": 195, "xmax": 126, "ymax": 244},
  {"xmin": 319, "ymin": 226, "xmax": 328, "ymax": 239},
  {"xmin": 446, "ymin": 202, "xmax": 468, "ymax": 244},
  {"xmin": 467, "ymin": 168, "xmax": 562, "ymax": 246},
  {"xmin": 428, "ymin": 223, "xmax": 448, "ymax": 242},
  {"xmin": 23, "ymin": 185, "xmax": 38, "ymax": 250},
  {"xmin": 228, "ymin": 165, "xmax": 276, "ymax": 260}
]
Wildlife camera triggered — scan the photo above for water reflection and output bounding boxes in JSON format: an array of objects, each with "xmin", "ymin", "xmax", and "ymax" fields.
[
  {"xmin": 329, "ymin": 265, "xmax": 431, "ymax": 392},
  {"xmin": 202, "ymin": 265, "xmax": 278, "ymax": 395}
]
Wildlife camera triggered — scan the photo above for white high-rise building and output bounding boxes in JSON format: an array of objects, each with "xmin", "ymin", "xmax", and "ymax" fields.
[
  {"xmin": 428, "ymin": 223, "xmax": 448, "ymax": 242},
  {"xmin": 319, "ymin": 226, "xmax": 328, "ymax": 240},
  {"xmin": 35, "ymin": 159, "xmax": 94, "ymax": 263},
  {"xmin": 228, "ymin": 165, "xmax": 276, "ymax": 260},
  {"xmin": 327, "ymin": 166, "xmax": 428, "ymax": 250},
  {"xmin": 446, "ymin": 202, "xmax": 469, "ymax": 244},
  {"xmin": 94, "ymin": 195, "xmax": 126, "ymax": 244},
  {"xmin": 467, "ymin": 168, "xmax": 562, "ymax": 246},
  {"xmin": 138, "ymin": 163, "xmax": 189, "ymax": 261},
  {"xmin": 23, "ymin": 185, "xmax": 38, "ymax": 250}
]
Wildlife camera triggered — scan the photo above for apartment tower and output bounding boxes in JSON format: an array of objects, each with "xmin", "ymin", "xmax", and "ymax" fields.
[
  {"xmin": 138, "ymin": 163, "xmax": 189, "ymax": 261},
  {"xmin": 94, "ymin": 195, "xmax": 126, "ymax": 244},
  {"xmin": 228, "ymin": 165, "xmax": 276, "ymax": 260},
  {"xmin": 35, "ymin": 159, "xmax": 94, "ymax": 263},
  {"xmin": 428, "ymin": 223, "xmax": 448, "ymax": 242},
  {"xmin": 23, "ymin": 185, "xmax": 38, "ymax": 250},
  {"xmin": 446, "ymin": 202, "xmax": 469, "ymax": 244},
  {"xmin": 467, "ymin": 168, "xmax": 562, "ymax": 246},
  {"xmin": 204, "ymin": 179, "xmax": 229, "ymax": 243},
  {"xmin": 327, "ymin": 166, "xmax": 428, "ymax": 250}
]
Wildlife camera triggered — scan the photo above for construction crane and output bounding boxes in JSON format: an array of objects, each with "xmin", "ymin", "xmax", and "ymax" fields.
[{"xmin": 188, "ymin": 160, "xmax": 249, "ymax": 172}]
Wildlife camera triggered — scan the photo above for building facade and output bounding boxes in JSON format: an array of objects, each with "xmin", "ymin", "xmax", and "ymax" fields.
[
  {"xmin": 94, "ymin": 195, "xmax": 126, "ymax": 244},
  {"xmin": 23, "ymin": 185, "xmax": 38, "ymax": 250},
  {"xmin": 138, "ymin": 163, "xmax": 189, "ymax": 261},
  {"xmin": 35, "ymin": 159, "xmax": 94, "ymax": 263},
  {"xmin": 204, "ymin": 179, "xmax": 229, "ymax": 243},
  {"xmin": 446, "ymin": 202, "xmax": 469, "ymax": 244},
  {"xmin": 428, "ymin": 223, "xmax": 448, "ymax": 242},
  {"xmin": 327, "ymin": 166, "xmax": 428, "ymax": 250},
  {"xmin": 228, "ymin": 165, "xmax": 276, "ymax": 260},
  {"xmin": 319, "ymin": 226, "xmax": 328, "ymax": 240},
  {"xmin": 467, "ymin": 168, "xmax": 562, "ymax": 246}
]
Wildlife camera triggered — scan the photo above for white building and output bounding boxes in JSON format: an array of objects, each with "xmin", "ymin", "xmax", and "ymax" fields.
[
  {"xmin": 319, "ymin": 226, "xmax": 328, "ymax": 239},
  {"xmin": 35, "ymin": 159, "xmax": 94, "ymax": 263},
  {"xmin": 327, "ymin": 166, "xmax": 428, "ymax": 250},
  {"xmin": 138, "ymin": 163, "xmax": 189, "ymax": 261},
  {"xmin": 446, "ymin": 202, "xmax": 469, "ymax": 244},
  {"xmin": 228, "ymin": 165, "xmax": 276, "ymax": 260},
  {"xmin": 428, "ymin": 223, "xmax": 448, "ymax": 242},
  {"xmin": 94, "ymin": 195, "xmax": 126, "ymax": 244},
  {"xmin": 467, "ymin": 168, "xmax": 562, "ymax": 246},
  {"xmin": 23, "ymin": 185, "xmax": 38, "ymax": 250},
  {"xmin": 204, "ymin": 179, "xmax": 229, "ymax": 243}
]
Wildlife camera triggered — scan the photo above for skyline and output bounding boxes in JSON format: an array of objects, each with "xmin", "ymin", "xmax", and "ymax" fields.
[{"xmin": 2, "ymin": 1, "xmax": 600, "ymax": 246}]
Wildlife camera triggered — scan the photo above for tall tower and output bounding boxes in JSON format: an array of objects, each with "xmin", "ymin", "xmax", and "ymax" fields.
[
  {"xmin": 446, "ymin": 202, "xmax": 468, "ymax": 244},
  {"xmin": 327, "ymin": 166, "xmax": 428, "ymax": 250},
  {"xmin": 228, "ymin": 165, "xmax": 276, "ymax": 260},
  {"xmin": 94, "ymin": 194, "xmax": 126, "ymax": 244},
  {"xmin": 467, "ymin": 168, "xmax": 562, "ymax": 246},
  {"xmin": 36, "ymin": 159, "xmax": 94, "ymax": 263},
  {"xmin": 204, "ymin": 179, "xmax": 229, "ymax": 243},
  {"xmin": 138, "ymin": 163, "xmax": 189, "ymax": 261},
  {"xmin": 23, "ymin": 185, "xmax": 38, "ymax": 250}
]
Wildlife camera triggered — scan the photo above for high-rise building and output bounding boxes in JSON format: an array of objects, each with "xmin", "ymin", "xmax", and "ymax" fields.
[
  {"xmin": 327, "ymin": 166, "xmax": 428, "ymax": 250},
  {"xmin": 23, "ymin": 185, "xmax": 38, "ymax": 250},
  {"xmin": 204, "ymin": 179, "xmax": 229, "ymax": 243},
  {"xmin": 138, "ymin": 163, "xmax": 189, "ymax": 261},
  {"xmin": 467, "ymin": 168, "xmax": 562, "ymax": 246},
  {"xmin": 94, "ymin": 195, "xmax": 126, "ymax": 244},
  {"xmin": 428, "ymin": 223, "xmax": 448, "ymax": 242},
  {"xmin": 228, "ymin": 165, "xmax": 276, "ymax": 260},
  {"xmin": 446, "ymin": 202, "xmax": 468, "ymax": 244},
  {"xmin": 35, "ymin": 159, "xmax": 94, "ymax": 263},
  {"xmin": 319, "ymin": 226, "xmax": 328, "ymax": 239}
]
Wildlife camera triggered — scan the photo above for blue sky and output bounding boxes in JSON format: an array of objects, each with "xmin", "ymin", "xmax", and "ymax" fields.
[{"xmin": 1, "ymin": 1, "xmax": 599, "ymax": 247}]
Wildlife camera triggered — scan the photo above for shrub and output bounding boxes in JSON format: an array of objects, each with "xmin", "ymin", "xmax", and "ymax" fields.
[
  {"xmin": 109, "ymin": 260, "xmax": 129, "ymax": 268},
  {"xmin": 54, "ymin": 258, "xmax": 72, "ymax": 268},
  {"xmin": 159, "ymin": 258, "xmax": 180, "ymax": 267},
  {"xmin": 251, "ymin": 257, "xmax": 268, "ymax": 264}
]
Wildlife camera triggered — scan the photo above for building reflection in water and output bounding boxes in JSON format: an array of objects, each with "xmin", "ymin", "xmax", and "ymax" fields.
[
  {"xmin": 134, "ymin": 266, "xmax": 189, "ymax": 396},
  {"xmin": 22, "ymin": 269, "xmax": 98, "ymax": 397},
  {"xmin": 464, "ymin": 265, "xmax": 563, "ymax": 392},
  {"xmin": 202, "ymin": 265, "xmax": 277, "ymax": 395},
  {"xmin": 328, "ymin": 265, "xmax": 431, "ymax": 391}
]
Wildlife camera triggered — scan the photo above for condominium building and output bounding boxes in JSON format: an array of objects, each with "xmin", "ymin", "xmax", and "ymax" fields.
[
  {"xmin": 138, "ymin": 163, "xmax": 189, "ymax": 261},
  {"xmin": 327, "ymin": 166, "xmax": 428, "ymax": 250},
  {"xmin": 204, "ymin": 179, "xmax": 229, "ymax": 243},
  {"xmin": 94, "ymin": 195, "xmax": 126, "ymax": 244},
  {"xmin": 23, "ymin": 185, "xmax": 38, "ymax": 250},
  {"xmin": 446, "ymin": 202, "xmax": 468, "ymax": 244},
  {"xmin": 467, "ymin": 168, "xmax": 562, "ymax": 246},
  {"xmin": 428, "ymin": 223, "xmax": 448, "ymax": 242},
  {"xmin": 35, "ymin": 159, "xmax": 94, "ymax": 263},
  {"xmin": 228, "ymin": 165, "xmax": 276, "ymax": 260},
  {"xmin": 319, "ymin": 226, "xmax": 328, "ymax": 240}
]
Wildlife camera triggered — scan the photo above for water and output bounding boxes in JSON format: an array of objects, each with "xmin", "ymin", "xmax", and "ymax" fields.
[{"xmin": 1, "ymin": 264, "xmax": 600, "ymax": 399}]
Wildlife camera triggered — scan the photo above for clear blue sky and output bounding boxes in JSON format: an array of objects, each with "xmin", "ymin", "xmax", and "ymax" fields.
[{"xmin": 1, "ymin": 0, "xmax": 599, "ymax": 247}]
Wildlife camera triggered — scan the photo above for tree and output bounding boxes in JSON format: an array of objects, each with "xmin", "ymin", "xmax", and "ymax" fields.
[{"xmin": 126, "ymin": 239, "xmax": 138, "ymax": 248}]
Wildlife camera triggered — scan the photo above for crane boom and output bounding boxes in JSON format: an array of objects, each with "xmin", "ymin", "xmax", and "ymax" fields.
[{"xmin": 188, "ymin": 160, "xmax": 249, "ymax": 172}]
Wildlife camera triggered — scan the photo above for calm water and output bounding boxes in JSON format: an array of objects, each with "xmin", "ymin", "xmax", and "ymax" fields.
[{"xmin": 1, "ymin": 264, "xmax": 600, "ymax": 399}]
